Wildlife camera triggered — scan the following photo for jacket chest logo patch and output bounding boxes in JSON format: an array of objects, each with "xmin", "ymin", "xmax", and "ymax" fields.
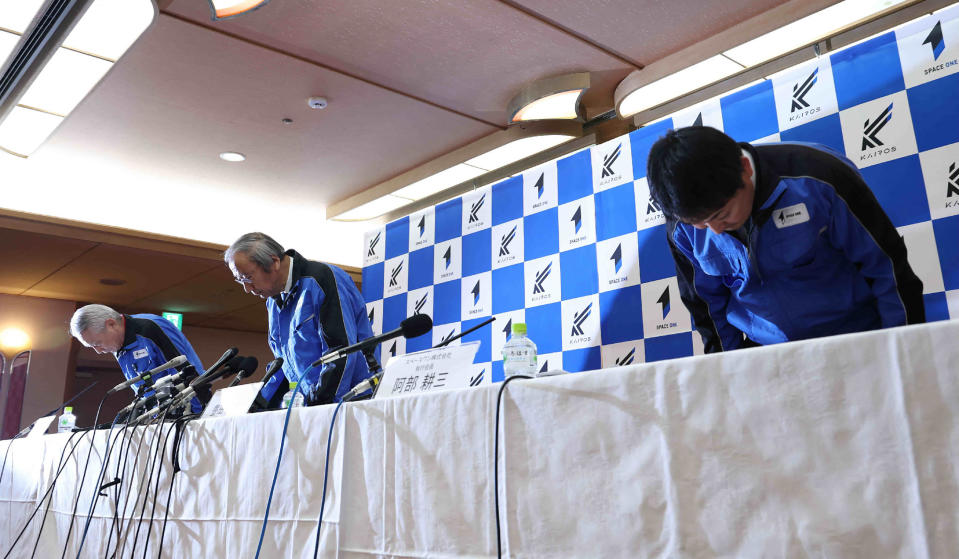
[
  {"xmin": 133, "ymin": 348, "xmax": 149, "ymax": 359},
  {"xmin": 772, "ymin": 203, "xmax": 810, "ymax": 228}
]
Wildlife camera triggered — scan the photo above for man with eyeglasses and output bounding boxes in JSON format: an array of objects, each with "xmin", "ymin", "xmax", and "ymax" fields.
[
  {"xmin": 646, "ymin": 126, "xmax": 925, "ymax": 353},
  {"xmin": 225, "ymin": 232, "xmax": 375, "ymax": 408}
]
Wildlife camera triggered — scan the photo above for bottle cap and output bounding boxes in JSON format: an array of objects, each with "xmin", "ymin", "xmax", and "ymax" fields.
[
  {"xmin": 64, "ymin": 406, "xmax": 73, "ymax": 413},
  {"xmin": 511, "ymin": 322, "xmax": 527, "ymax": 335}
]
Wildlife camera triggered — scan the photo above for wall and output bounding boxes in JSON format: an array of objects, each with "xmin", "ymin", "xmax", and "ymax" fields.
[
  {"xmin": 0, "ymin": 293, "xmax": 76, "ymax": 432},
  {"xmin": 360, "ymin": 6, "xmax": 959, "ymax": 382}
]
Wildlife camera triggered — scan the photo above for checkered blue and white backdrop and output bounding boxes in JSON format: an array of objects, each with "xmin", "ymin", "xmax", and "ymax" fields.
[{"xmin": 361, "ymin": 6, "xmax": 959, "ymax": 383}]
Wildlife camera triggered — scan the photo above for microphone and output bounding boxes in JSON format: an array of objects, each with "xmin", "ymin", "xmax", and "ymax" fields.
[
  {"xmin": 224, "ymin": 356, "xmax": 259, "ymax": 388},
  {"xmin": 258, "ymin": 358, "xmax": 284, "ymax": 383},
  {"xmin": 118, "ymin": 393, "xmax": 158, "ymax": 422},
  {"xmin": 106, "ymin": 355, "xmax": 188, "ymax": 394},
  {"xmin": 311, "ymin": 314, "xmax": 432, "ymax": 368},
  {"xmin": 173, "ymin": 356, "xmax": 257, "ymax": 410},
  {"xmin": 341, "ymin": 373, "xmax": 381, "ymax": 402},
  {"xmin": 151, "ymin": 364, "xmax": 199, "ymax": 390},
  {"xmin": 229, "ymin": 356, "xmax": 273, "ymax": 388},
  {"xmin": 201, "ymin": 347, "xmax": 239, "ymax": 378},
  {"xmin": 134, "ymin": 356, "xmax": 247, "ymax": 421}
]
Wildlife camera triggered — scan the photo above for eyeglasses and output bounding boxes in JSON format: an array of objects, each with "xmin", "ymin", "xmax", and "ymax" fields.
[{"xmin": 233, "ymin": 274, "xmax": 254, "ymax": 285}]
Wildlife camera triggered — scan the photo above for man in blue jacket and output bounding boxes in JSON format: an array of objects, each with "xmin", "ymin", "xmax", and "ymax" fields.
[
  {"xmin": 647, "ymin": 126, "xmax": 924, "ymax": 353},
  {"xmin": 70, "ymin": 304, "xmax": 205, "ymax": 412},
  {"xmin": 225, "ymin": 232, "xmax": 375, "ymax": 407}
]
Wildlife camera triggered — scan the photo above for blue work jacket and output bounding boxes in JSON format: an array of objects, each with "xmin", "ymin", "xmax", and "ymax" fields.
[
  {"xmin": 260, "ymin": 250, "xmax": 375, "ymax": 406},
  {"xmin": 115, "ymin": 314, "xmax": 205, "ymax": 413},
  {"xmin": 668, "ymin": 142, "xmax": 924, "ymax": 352}
]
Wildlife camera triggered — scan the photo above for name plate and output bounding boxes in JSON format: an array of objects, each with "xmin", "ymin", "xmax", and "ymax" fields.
[
  {"xmin": 201, "ymin": 382, "xmax": 263, "ymax": 419},
  {"xmin": 376, "ymin": 342, "xmax": 481, "ymax": 399},
  {"xmin": 28, "ymin": 415, "xmax": 56, "ymax": 438}
]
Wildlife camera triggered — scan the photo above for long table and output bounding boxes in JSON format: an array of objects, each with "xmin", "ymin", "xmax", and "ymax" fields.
[{"xmin": 2, "ymin": 320, "xmax": 958, "ymax": 558}]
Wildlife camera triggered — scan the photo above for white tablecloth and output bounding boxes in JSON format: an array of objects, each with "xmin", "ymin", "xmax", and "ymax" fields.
[{"xmin": 2, "ymin": 320, "xmax": 958, "ymax": 558}]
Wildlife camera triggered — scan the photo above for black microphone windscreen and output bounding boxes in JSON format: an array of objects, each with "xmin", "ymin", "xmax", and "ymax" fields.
[
  {"xmin": 238, "ymin": 356, "xmax": 259, "ymax": 378},
  {"xmin": 401, "ymin": 314, "xmax": 433, "ymax": 338}
]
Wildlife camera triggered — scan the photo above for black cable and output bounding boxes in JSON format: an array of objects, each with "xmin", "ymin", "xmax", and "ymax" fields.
[
  {"xmin": 494, "ymin": 375, "xmax": 531, "ymax": 559},
  {"xmin": 123, "ymin": 409, "xmax": 172, "ymax": 558},
  {"xmin": 30, "ymin": 429, "xmax": 88, "ymax": 558},
  {"xmin": 113, "ymin": 416, "xmax": 156, "ymax": 558},
  {"xmin": 103, "ymin": 416, "xmax": 139, "ymax": 559},
  {"xmin": 140, "ymin": 413, "xmax": 183, "ymax": 559},
  {"xmin": 156, "ymin": 415, "xmax": 201, "ymax": 559},
  {"xmin": 59, "ymin": 396, "xmax": 108, "ymax": 559},
  {"xmin": 99, "ymin": 400, "xmax": 168, "ymax": 559},
  {"xmin": 2, "ymin": 429, "xmax": 84, "ymax": 559},
  {"xmin": 312, "ymin": 401, "xmax": 344, "ymax": 559}
]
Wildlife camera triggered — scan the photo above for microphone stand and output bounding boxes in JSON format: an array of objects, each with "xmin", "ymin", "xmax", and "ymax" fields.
[{"xmin": 357, "ymin": 348, "xmax": 384, "ymax": 400}]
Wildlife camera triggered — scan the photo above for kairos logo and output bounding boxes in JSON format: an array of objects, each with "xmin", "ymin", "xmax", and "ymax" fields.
[
  {"xmin": 492, "ymin": 220, "xmax": 523, "ymax": 269},
  {"xmin": 919, "ymin": 144, "xmax": 959, "ymax": 219},
  {"xmin": 634, "ymin": 177, "xmax": 665, "ymax": 230},
  {"xmin": 592, "ymin": 136, "xmax": 633, "ymax": 190},
  {"xmin": 862, "ymin": 103, "xmax": 893, "ymax": 152},
  {"xmin": 841, "ymin": 92, "xmax": 916, "ymax": 168},
  {"xmin": 463, "ymin": 187, "xmax": 491, "ymax": 233},
  {"xmin": 561, "ymin": 295, "xmax": 600, "ymax": 350},
  {"xmin": 389, "ymin": 261, "xmax": 404, "ymax": 287},
  {"xmin": 601, "ymin": 341, "xmax": 644, "ymax": 369},
  {"xmin": 790, "ymin": 68, "xmax": 819, "ymax": 118},
  {"xmin": 364, "ymin": 228, "xmax": 385, "ymax": 266},
  {"xmin": 601, "ymin": 144, "xmax": 621, "ymax": 179},
  {"xmin": 524, "ymin": 255, "xmax": 560, "ymax": 308},
  {"xmin": 367, "ymin": 231, "xmax": 381, "ymax": 258},
  {"xmin": 948, "ymin": 162, "xmax": 959, "ymax": 201},
  {"xmin": 383, "ymin": 255, "xmax": 408, "ymax": 297},
  {"xmin": 469, "ymin": 194, "xmax": 485, "ymax": 224},
  {"xmin": 532, "ymin": 262, "xmax": 551, "ymax": 295}
]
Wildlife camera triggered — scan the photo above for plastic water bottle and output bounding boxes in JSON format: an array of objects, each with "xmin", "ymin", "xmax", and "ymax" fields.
[
  {"xmin": 58, "ymin": 406, "xmax": 76, "ymax": 433},
  {"xmin": 282, "ymin": 382, "xmax": 305, "ymax": 409},
  {"xmin": 502, "ymin": 322, "xmax": 538, "ymax": 379}
]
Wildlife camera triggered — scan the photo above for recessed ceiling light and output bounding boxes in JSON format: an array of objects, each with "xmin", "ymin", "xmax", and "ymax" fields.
[{"xmin": 219, "ymin": 151, "xmax": 246, "ymax": 162}]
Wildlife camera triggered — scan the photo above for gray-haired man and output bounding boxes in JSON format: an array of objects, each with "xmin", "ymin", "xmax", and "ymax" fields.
[
  {"xmin": 225, "ymin": 232, "xmax": 375, "ymax": 407},
  {"xmin": 70, "ymin": 304, "xmax": 205, "ymax": 412}
]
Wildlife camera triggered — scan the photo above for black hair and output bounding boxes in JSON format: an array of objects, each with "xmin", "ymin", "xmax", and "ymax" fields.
[{"xmin": 646, "ymin": 126, "xmax": 745, "ymax": 221}]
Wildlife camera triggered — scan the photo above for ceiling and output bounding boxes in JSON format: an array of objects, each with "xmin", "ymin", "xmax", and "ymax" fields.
[
  {"xmin": 0, "ymin": 0, "xmax": 853, "ymax": 327},
  {"xmin": 0, "ymin": 0, "xmax": 840, "ymax": 270}
]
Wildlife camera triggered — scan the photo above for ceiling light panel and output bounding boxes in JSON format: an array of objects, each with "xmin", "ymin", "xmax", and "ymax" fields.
[
  {"xmin": 723, "ymin": 0, "xmax": 908, "ymax": 67},
  {"xmin": 465, "ymin": 134, "xmax": 575, "ymax": 171},
  {"xmin": 209, "ymin": 0, "xmax": 270, "ymax": 20},
  {"xmin": 618, "ymin": 56, "xmax": 743, "ymax": 117},
  {"xmin": 0, "ymin": 29, "xmax": 19, "ymax": 62},
  {"xmin": 337, "ymin": 195, "xmax": 415, "ymax": 221},
  {"xmin": 512, "ymin": 90, "xmax": 583, "ymax": 122},
  {"xmin": 0, "ymin": 106, "xmax": 63, "ymax": 156},
  {"xmin": 392, "ymin": 164, "xmax": 488, "ymax": 200},
  {"xmin": 0, "ymin": 0, "xmax": 46, "ymax": 34},
  {"xmin": 62, "ymin": 0, "xmax": 155, "ymax": 60},
  {"xmin": 19, "ymin": 47, "xmax": 112, "ymax": 115}
]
